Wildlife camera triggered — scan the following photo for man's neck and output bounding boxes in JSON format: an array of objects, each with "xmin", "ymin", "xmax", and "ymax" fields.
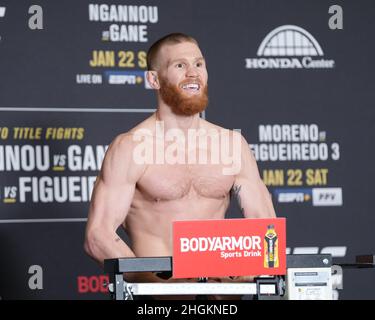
[{"xmin": 155, "ymin": 102, "xmax": 202, "ymax": 133}]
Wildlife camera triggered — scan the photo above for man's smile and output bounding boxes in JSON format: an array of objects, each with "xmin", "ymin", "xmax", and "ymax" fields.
[{"xmin": 180, "ymin": 82, "xmax": 202, "ymax": 95}]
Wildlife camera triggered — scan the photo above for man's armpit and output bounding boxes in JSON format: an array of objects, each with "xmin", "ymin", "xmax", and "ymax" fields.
[{"xmin": 231, "ymin": 184, "xmax": 244, "ymax": 214}]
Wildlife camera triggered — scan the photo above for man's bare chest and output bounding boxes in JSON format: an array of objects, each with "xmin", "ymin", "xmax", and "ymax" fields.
[{"xmin": 136, "ymin": 164, "xmax": 234, "ymax": 201}]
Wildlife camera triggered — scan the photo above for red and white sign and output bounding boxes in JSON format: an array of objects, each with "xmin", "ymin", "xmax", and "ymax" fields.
[
  {"xmin": 172, "ymin": 218, "xmax": 286, "ymax": 278},
  {"xmin": 77, "ymin": 275, "xmax": 109, "ymax": 293}
]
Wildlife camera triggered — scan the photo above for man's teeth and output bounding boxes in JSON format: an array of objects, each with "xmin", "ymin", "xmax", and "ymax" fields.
[{"xmin": 182, "ymin": 83, "xmax": 200, "ymax": 90}]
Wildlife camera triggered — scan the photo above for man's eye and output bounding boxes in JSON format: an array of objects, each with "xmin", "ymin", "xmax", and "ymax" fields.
[
  {"xmin": 196, "ymin": 62, "xmax": 202, "ymax": 67},
  {"xmin": 176, "ymin": 63, "xmax": 184, "ymax": 68}
]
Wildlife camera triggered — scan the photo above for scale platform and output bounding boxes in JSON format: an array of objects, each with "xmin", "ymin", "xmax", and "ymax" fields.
[{"xmin": 104, "ymin": 254, "xmax": 335, "ymax": 300}]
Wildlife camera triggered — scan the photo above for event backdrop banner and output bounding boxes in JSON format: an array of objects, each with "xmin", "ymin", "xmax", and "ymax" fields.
[{"xmin": 0, "ymin": 0, "xmax": 374, "ymax": 299}]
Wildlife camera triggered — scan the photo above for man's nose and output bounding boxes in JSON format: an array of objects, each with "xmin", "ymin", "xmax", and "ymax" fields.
[{"xmin": 185, "ymin": 65, "xmax": 199, "ymax": 77}]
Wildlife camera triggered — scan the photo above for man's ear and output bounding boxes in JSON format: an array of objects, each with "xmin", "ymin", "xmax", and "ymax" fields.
[{"xmin": 146, "ymin": 71, "xmax": 160, "ymax": 89}]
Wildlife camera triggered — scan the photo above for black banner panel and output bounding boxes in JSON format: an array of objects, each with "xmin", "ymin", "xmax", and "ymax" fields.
[{"xmin": 0, "ymin": 0, "xmax": 374, "ymax": 299}]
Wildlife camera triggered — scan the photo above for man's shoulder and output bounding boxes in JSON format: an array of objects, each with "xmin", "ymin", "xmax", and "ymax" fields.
[
  {"xmin": 201, "ymin": 119, "xmax": 224, "ymax": 130},
  {"xmin": 201, "ymin": 119, "xmax": 243, "ymax": 138},
  {"xmin": 110, "ymin": 115, "xmax": 156, "ymax": 149},
  {"xmin": 103, "ymin": 131, "xmax": 147, "ymax": 179},
  {"xmin": 110, "ymin": 132, "xmax": 136, "ymax": 149}
]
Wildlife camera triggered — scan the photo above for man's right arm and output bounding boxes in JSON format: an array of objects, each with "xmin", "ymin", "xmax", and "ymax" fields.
[{"xmin": 84, "ymin": 133, "xmax": 161, "ymax": 282}]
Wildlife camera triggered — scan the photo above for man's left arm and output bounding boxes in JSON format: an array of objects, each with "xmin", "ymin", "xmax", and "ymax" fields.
[
  {"xmin": 231, "ymin": 133, "xmax": 276, "ymax": 219},
  {"xmin": 209, "ymin": 134, "xmax": 277, "ymax": 291},
  {"xmin": 211, "ymin": 134, "xmax": 277, "ymax": 288}
]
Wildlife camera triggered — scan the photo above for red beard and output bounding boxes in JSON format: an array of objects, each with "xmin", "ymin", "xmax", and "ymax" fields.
[{"xmin": 159, "ymin": 77, "xmax": 208, "ymax": 116}]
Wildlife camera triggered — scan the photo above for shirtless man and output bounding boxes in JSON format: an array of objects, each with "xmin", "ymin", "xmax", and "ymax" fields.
[{"xmin": 84, "ymin": 33, "xmax": 276, "ymax": 295}]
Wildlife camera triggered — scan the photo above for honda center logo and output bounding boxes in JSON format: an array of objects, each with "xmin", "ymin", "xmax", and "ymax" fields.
[{"xmin": 245, "ymin": 25, "xmax": 335, "ymax": 69}]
